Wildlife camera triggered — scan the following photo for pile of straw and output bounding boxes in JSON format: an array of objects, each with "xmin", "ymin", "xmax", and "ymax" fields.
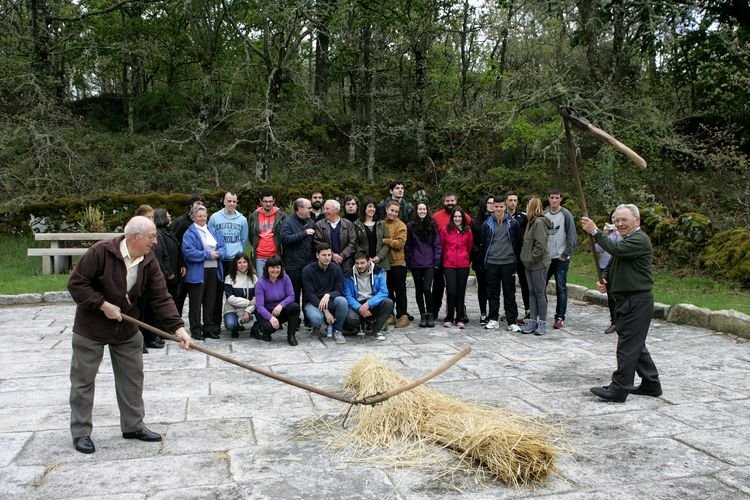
[{"xmin": 343, "ymin": 354, "xmax": 559, "ymax": 488}]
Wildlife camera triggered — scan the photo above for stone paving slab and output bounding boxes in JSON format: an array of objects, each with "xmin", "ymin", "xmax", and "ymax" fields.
[{"xmin": 1, "ymin": 295, "xmax": 749, "ymax": 498}]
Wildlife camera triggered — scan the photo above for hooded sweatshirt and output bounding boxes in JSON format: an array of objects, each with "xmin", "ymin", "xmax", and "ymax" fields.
[
  {"xmin": 208, "ymin": 209, "xmax": 249, "ymax": 261},
  {"xmin": 521, "ymin": 216, "xmax": 553, "ymax": 271}
]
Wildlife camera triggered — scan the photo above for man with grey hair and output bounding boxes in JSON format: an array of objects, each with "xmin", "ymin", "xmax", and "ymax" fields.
[
  {"xmin": 581, "ymin": 204, "xmax": 662, "ymax": 403},
  {"xmin": 67, "ymin": 216, "xmax": 191, "ymax": 454},
  {"xmin": 313, "ymin": 199, "xmax": 358, "ymax": 272}
]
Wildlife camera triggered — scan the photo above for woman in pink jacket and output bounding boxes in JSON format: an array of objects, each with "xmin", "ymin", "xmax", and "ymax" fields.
[{"xmin": 439, "ymin": 206, "xmax": 474, "ymax": 329}]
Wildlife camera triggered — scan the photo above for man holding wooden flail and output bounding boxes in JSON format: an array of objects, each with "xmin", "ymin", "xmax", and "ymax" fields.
[
  {"xmin": 581, "ymin": 205, "xmax": 662, "ymax": 402},
  {"xmin": 67, "ymin": 216, "xmax": 191, "ymax": 453}
]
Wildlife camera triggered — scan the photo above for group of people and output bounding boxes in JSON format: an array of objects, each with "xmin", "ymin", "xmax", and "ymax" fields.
[
  {"xmin": 65, "ymin": 187, "xmax": 661, "ymax": 455},
  {"xmin": 134, "ymin": 183, "xmax": 584, "ymax": 347}
]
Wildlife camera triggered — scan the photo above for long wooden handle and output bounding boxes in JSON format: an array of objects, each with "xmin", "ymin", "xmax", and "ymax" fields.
[
  {"xmin": 121, "ymin": 313, "xmax": 470, "ymax": 406},
  {"xmin": 588, "ymin": 125, "xmax": 647, "ymax": 169}
]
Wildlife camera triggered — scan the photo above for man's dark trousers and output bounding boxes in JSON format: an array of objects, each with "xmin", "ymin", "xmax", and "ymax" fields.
[
  {"xmin": 486, "ymin": 262, "xmax": 518, "ymax": 324},
  {"xmin": 611, "ymin": 291, "xmax": 660, "ymax": 391}
]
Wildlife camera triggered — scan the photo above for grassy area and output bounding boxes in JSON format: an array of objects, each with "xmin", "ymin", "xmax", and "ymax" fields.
[
  {"xmin": 567, "ymin": 253, "xmax": 750, "ymax": 315},
  {"xmin": 3, "ymin": 235, "xmax": 749, "ymax": 314},
  {"xmin": 0, "ymin": 235, "xmax": 71, "ymax": 294}
]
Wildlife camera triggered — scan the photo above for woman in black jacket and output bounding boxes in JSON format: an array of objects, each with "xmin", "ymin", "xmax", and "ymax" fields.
[
  {"xmin": 470, "ymin": 195, "xmax": 495, "ymax": 325},
  {"xmin": 153, "ymin": 208, "xmax": 180, "ymax": 300}
]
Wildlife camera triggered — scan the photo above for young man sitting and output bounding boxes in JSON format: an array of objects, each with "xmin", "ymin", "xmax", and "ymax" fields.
[{"xmin": 343, "ymin": 252, "xmax": 393, "ymax": 341}]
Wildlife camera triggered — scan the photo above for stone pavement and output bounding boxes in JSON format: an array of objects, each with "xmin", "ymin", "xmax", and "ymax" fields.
[{"xmin": 1, "ymin": 294, "xmax": 749, "ymax": 499}]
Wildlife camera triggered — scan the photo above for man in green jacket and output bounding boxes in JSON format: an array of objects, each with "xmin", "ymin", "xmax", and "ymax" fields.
[{"xmin": 581, "ymin": 204, "xmax": 662, "ymax": 403}]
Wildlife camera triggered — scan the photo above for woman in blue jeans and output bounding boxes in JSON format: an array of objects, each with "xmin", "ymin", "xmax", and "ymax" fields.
[{"xmin": 223, "ymin": 253, "xmax": 257, "ymax": 338}]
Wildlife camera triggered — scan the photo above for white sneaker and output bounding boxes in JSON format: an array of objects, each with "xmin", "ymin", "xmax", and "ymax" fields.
[
  {"xmin": 507, "ymin": 324, "xmax": 521, "ymax": 333},
  {"xmin": 485, "ymin": 320, "xmax": 500, "ymax": 330}
]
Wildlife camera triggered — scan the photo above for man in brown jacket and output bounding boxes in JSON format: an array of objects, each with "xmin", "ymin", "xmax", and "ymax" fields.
[
  {"xmin": 313, "ymin": 199, "xmax": 358, "ymax": 273},
  {"xmin": 67, "ymin": 216, "xmax": 191, "ymax": 454}
]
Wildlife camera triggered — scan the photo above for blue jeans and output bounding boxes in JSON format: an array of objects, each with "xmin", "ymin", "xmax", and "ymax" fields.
[
  {"xmin": 223, "ymin": 312, "xmax": 244, "ymax": 333},
  {"xmin": 304, "ymin": 296, "xmax": 348, "ymax": 332},
  {"xmin": 255, "ymin": 258, "xmax": 267, "ymax": 280},
  {"xmin": 546, "ymin": 258, "xmax": 569, "ymax": 320}
]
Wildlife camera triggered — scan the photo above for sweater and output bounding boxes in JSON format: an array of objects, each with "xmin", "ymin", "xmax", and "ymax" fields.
[
  {"xmin": 544, "ymin": 206, "xmax": 577, "ymax": 259},
  {"xmin": 223, "ymin": 272, "xmax": 257, "ymax": 316},
  {"xmin": 302, "ymin": 261, "xmax": 344, "ymax": 307},
  {"xmin": 405, "ymin": 222, "xmax": 442, "ymax": 269},
  {"xmin": 208, "ymin": 208, "xmax": 249, "ymax": 261},
  {"xmin": 596, "ymin": 228, "xmax": 654, "ymax": 295},
  {"xmin": 520, "ymin": 216, "xmax": 553, "ymax": 271},
  {"xmin": 255, "ymin": 275, "xmax": 295, "ymax": 320},
  {"xmin": 67, "ymin": 236, "xmax": 184, "ymax": 343}
]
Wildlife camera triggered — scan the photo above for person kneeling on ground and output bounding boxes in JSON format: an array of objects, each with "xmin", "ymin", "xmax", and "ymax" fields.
[
  {"xmin": 344, "ymin": 252, "xmax": 393, "ymax": 341},
  {"xmin": 253, "ymin": 255, "xmax": 301, "ymax": 346},
  {"xmin": 223, "ymin": 253, "xmax": 257, "ymax": 338}
]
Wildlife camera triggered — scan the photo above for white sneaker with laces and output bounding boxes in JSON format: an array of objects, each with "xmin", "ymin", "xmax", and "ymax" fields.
[
  {"xmin": 485, "ymin": 320, "xmax": 500, "ymax": 330},
  {"xmin": 507, "ymin": 324, "xmax": 522, "ymax": 333}
]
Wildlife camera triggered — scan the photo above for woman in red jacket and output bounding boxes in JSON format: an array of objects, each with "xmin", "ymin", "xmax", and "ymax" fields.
[{"xmin": 439, "ymin": 206, "xmax": 473, "ymax": 329}]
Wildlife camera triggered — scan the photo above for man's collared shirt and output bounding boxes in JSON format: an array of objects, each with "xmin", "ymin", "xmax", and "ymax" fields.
[{"xmin": 120, "ymin": 238, "xmax": 144, "ymax": 293}]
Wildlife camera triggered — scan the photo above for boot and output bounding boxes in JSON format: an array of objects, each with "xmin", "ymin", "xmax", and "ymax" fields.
[
  {"xmin": 287, "ymin": 331, "xmax": 298, "ymax": 346},
  {"xmin": 231, "ymin": 329, "xmax": 239, "ymax": 339},
  {"xmin": 521, "ymin": 319, "xmax": 537, "ymax": 334},
  {"xmin": 425, "ymin": 313, "xmax": 435, "ymax": 327},
  {"xmin": 386, "ymin": 315, "xmax": 396, "ymax": 326},
  {"xmin": 534, "ymin": 320, "xmax": 547, "ymax": 336},
  {"xmin": 419, "ymin": 314, "xmax": 428, "ymax": 327},
  {"xmin": 396, "ymin": 314, "xmax": 410, "ymax": 328}
]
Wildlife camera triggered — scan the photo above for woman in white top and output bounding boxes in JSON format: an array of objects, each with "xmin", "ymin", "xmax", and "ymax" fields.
[{"xmin": 223, "ymin": 253, "xmax": 257, "ymax": 338}]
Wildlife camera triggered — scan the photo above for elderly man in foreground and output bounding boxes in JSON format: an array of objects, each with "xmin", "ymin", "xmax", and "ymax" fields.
[
  {"xmin": 67, "ymin": 216, "xmax": 191, "ymax": 454},
  {"xmin": 581, "ymin": 204, "xmax": 662, "ymax": 403}
]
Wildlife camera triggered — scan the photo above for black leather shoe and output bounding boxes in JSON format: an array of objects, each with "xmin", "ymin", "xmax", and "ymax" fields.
[
  {"xmin": 205, "ymin": 331, "xmax": 220, "ymax": 339},
  {"xmin": 261, "ymin": 332, "xmax": 272, "ymax": 342},
  {"xmin": 145, "ymin": 340, "xmax": 165, "ymax": 349},
  {"xmin": 191, "ymin": 332, "xmax": 204, "ymax": 341},
  {"xmin": 287, "ymin": 333, "xmax": 298, "ymax": 346},
  {"xmin": 122, "ymin": 427, "xmax": 162, "ymax": 442},
  {"xmin": 605, "ymin": 324, "xmax": 617, "ymax": 334},
  {"xmin": 632, "ymin": 384, "xmax": 662, "ymax": 397},
  {"xmin": 73, "ymin": 436, "xmax": 95, "ymax": 454},
  {"xmin": 590, "ymin": 385, "xmax": 628, "ymax": 402},
  {"xmin": 231, "ymin": 330, "xmax": 239, "ymax": 338}
]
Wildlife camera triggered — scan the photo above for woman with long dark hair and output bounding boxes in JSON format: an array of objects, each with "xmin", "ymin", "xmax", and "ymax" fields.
[
  {"xmin": 223, "ymin": 253, "xmax": 257, "ymax": 338},
  {"xmin": 406, "ymin": 202, "xmax": 441, "ymax": 327},
  {"xmin": 439, "ymin": 206, "xmax": 473, "ymax": 329},
  {"xmin": 470, "ymin": 194, "xmax": 495, "ymax": 324},
  {"xmin": 253, "ymin": 254, "xmax": 301, "ymax": 345}
]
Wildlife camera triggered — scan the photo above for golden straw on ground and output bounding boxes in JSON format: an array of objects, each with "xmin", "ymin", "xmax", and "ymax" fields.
[{"xmin": 344, "ymin": 354, "xmax": 558, "ymax": 488}]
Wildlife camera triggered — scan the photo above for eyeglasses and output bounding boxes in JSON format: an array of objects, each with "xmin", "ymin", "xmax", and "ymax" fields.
[
  {"xmin": 613, "ymin": 218, "xmax": 633, "ymax": 224},
  {"xmin": 141, "ymin": 233, "xmax": 157, "ymax": 241}
]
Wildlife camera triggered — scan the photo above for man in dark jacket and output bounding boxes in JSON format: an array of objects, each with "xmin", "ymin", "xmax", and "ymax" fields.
[
  {"xmin": 582, "ymin": 205, "xmax": 661, "ymax": 403},
  {"xmin": 281, "ymin": 198, "xmax": 316, "ymax": 303},
  {"xmin": 376, "ymin": 180, "xmax": 414, "ymax": 223},
  {"xmin": 479, "ymin": 195, "xmax": 522, "ymax": 332},
  {"xmin": 506, "ymin": 191, "xmax": 530, "ymax": 318},
  {"xmin": 67, "ymin": 216, "xmax": 191, "ymax": 454}
]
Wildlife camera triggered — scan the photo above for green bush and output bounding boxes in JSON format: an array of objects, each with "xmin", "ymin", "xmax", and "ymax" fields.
[{"xmin": 698, "ymin": 228, "xmax": 750, "ymax": 286}]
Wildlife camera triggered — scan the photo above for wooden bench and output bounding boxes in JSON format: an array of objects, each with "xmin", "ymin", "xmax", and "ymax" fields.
[{"xmin": 29, "ymin": 233, "xmax": 122, "ymax": 274}]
